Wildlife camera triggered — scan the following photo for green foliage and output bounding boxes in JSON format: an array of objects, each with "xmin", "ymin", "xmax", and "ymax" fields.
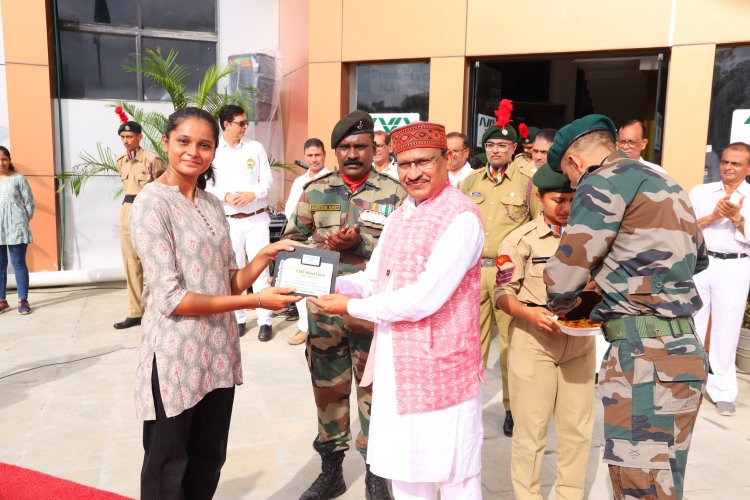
[{"xmin": 61, "ymin": 48, "xmax": 264, "ymax": 196}]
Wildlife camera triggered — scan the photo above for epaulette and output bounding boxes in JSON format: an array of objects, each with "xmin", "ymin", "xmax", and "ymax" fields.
[{"xmin": 302, "ymin": 170, "xmax": 336, "ymax": 190}]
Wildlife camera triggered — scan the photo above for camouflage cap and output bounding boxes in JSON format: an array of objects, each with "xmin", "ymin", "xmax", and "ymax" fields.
[
  {"xmin": 547, "ymin": 114, "xmax": 616, "ymax": 172},
  {"xmin": 482, "ymin": 125, "xmax": 518, "ymax": 144},
  {"xmin": 331, "ymin": 110, "xmax": 374, "ymax": 149},
  {"xmin": 118, "ymin": 121, "xmax": 142, "ymax": 135},
  {"xmin": 532, "ymin": 163, "xmax": 574, "ymax": 192}
]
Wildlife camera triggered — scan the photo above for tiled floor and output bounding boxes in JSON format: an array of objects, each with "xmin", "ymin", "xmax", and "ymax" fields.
[{"xmin": 0, "ymin": 284, "xmax": 748, "ymax": 499}]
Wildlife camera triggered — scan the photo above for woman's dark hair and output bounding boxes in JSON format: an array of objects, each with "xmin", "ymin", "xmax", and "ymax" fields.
[
  {"xmin": 164, "ymin": 107, "xmax": 219, "ymax": 190},
  {"xmin": 0, "ymin": 145, "xmax": 15, "ymax": 171}
]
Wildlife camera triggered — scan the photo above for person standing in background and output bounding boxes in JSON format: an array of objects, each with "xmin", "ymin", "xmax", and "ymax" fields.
[
  {"xmin": 113, "ymin": 107, "xmax": 165, "ymax": 330},
  {"xmin": 0, "ymin": 146, "xmax": 35, "ymax": 315},
  {"xmin": 283, "ymin": 138, "xmax": 331, "ymax": 345},
  {"xmin": 206, "ymin": 104, "xmax": 275, "ymax": 341}
]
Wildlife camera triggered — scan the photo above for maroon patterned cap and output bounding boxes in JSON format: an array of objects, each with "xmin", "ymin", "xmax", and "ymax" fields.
[{"xmin": 389, "ymin": 122, "xmax": 447, "ymax": 155}]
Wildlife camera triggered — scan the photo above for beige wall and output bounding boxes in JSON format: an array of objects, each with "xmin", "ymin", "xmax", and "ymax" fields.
[{"xmin": 2, "ymin": 0, "xmax": 59, "ymax": 271}]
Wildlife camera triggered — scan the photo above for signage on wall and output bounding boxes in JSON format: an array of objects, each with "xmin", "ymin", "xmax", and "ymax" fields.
[
  {"xmin": 476, "ymin": 113, "xmax": 496, "ymax": 148},
  {"xmin": 372, "ymin": 113, "xmax": 420, "ymax": 133},
  {"xmin": 730, "ymin": 109, "xmax": 750, "ymax": 144}
]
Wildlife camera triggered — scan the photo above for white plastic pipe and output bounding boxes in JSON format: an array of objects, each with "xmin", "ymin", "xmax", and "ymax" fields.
[{"xmin": 5, "ymin": 268, "xmax": 125, "ymax": 289}]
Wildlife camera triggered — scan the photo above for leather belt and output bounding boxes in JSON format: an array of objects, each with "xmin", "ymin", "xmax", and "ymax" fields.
[
  {"xmin": 123, "ymin": 194, "xmax": 136, "ymax": 204},
  {"xmin": 227, "ymin": 208, "xmax": 266, "ymax": 219},
  {"xmin": 707, "ymin": 250, "xmax": 748, "ymax": 260},
  {"xmin": 481, "ymin": 258, "xmax": 496, "ymax": 267},
  {"xmin": 602, "ymin": 316, "xmax": 695, "ymax": 342}
]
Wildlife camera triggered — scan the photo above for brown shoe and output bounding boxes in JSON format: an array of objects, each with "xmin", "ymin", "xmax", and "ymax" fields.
[{"xmin": 288, "ymin": 330, "xmax": 307, "ymax": 345}]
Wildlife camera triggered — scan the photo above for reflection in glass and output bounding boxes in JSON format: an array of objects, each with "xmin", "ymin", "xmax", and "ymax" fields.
[
  {"xmin": 59, "ymin": 31, "xmax": 138, "ymax": 100},
  {"xmin": 57, "ymin": 0, "xmax": 138, "ymax": 25},
  {"xmin": 142, "ymin": 38, "xmax": 216, "ymax": 101},
  {"xmin": 355, "ymin": 63, "xmax": 429, "ymax": 120},
  {"xmin": 141, "ymin": 0, "xmax": 216, "ymax": 32}
]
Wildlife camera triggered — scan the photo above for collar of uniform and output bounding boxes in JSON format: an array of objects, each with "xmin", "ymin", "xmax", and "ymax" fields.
[
  {"xmin": 328, "ymin": 168, "xmax": 381, "ymax": 190},
  {"xmin": 218, "ymin": 136, "xmax": 249, "ymax": 150},
  {"xmin": 533, "ymin": 213, "xmax": 559, "ymax": 238},
  {"xmin": 483, "ymin": 161, "xmax": 515, "ymax": 182}
]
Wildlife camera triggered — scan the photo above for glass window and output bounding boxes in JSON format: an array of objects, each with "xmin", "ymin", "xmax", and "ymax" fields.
[
  {"xmin": 141, "ymin": 0, "xmax": 216, "ymax": 32},
  {"xmin": 355, "ymin": 62, "xmax": 430, "ymax": 120},
  {"xmin": 57, "ymin": 0, "xmax": 137, "ymax": 26},
  {"xmin": 706, "ymin": 45, "xmax": 750, "ymax": 183},
  {"xmin": 142, "ymin": 38, "xmax": 216, "ymax": 101},
  {"xmin": 59, "ymin": 31, "xmax": 138, "ymax": 100},
  {"xmin": 56, "ymin": 0, "xmax": 217, "ymax": 100}
]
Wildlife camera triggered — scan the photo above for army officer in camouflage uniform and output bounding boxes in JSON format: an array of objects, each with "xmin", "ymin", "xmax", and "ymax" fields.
[
  {"xmin": 543, "ymin": 114, "xmax": 708, "ymax": 500},
  {"xmin": 283, "ymin": 110, "xmax": 406, "ymax": 500}
]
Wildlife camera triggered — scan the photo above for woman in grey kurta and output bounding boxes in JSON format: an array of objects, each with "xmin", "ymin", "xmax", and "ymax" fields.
[
  {"xmin": 129, "ymin": 107, "xmax": 300, "ymax": 499},
  {"xmin": 0, "ymin": 145, "xmax": 34, "ymax": 315}
]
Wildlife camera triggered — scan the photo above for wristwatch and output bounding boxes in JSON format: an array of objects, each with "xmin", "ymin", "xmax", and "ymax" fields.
[{"xmin": 733, "ymin": 216, "xmax": 744, "ymax": 228}]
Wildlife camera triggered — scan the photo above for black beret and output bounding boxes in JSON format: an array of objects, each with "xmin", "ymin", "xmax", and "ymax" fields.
[
  {"xmin": 118, "ymin": 121, "xmax": 142, "ymax": 135},
  {"xmin": 331, "ymin": 110, "xmax": 374, "ymax": 149},
  {"xmin": 520, "ymin": 126, "xmax": 540, "ymax": 145},
  {"xmin": 547, "ymin": 114, "xmax": 616, "ymax": 172},
  {"xmin": 482, "ymin": 125, "xmax": 518, "ymax": 144},
  {"xmin": 532, "ymin": 163, "xmax": 574, "ymax": 192}
]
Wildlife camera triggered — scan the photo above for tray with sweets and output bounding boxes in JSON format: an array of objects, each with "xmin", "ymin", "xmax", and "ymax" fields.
[{"xmin": 554, "ymin": 317, "xmax": 603, "ymax": 336}]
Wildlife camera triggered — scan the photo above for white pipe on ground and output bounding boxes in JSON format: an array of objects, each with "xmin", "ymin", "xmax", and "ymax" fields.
[{"xmin": 5, "ymin": 268, "xmax": 125, "ymax": 289}]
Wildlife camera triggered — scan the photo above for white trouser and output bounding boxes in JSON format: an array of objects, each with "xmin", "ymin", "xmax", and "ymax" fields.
[
  {"xmin": 694, "ymin": 255, "xmax": 750, "ymax": 403},
  {"xmin": 227, "ymin": 213, "xmax": 272, "ymax": 326},
  {"xmin": 391, "ymin": 473, "xmax": 482, "ymax": 500},
  {"xmin": 296, "ymin": 297, "xmax": 309, "ymax": 332}
]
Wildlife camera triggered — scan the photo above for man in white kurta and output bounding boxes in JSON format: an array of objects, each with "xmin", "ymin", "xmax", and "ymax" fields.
[
  {"xmin": 310, "ymin": 122, "xmax": 485, "ymax": 500},
  {"xmin": 689, "ymin": 142, "xmax": 750, "ymax": 416},
  {"xmin": 446, "ymin": 132, "xmax": 474, "ymax": 188},
  {"xmin": 283, "ymin": 138, "xmax": 330, "ymax": 345}
]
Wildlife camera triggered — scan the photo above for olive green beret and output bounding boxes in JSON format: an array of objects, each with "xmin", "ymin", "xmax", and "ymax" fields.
[
  {"xmin": 330, "ymin": 110, "xmax": 374, "ymax": 149},
  {"xmin": 519, "ymin": 126, "xmax": 540, "ymax": 145},
  {"xmin": 532, "ymin": 163, "xmax": 575, "ymax": 192},
  {"xmin": 482, "ymin": 124, "xmax": 518, "ymax": 144},
  {"xmin": 547, "ymin": 114, "xmax": 616, "ymax": 172},
  {"xmin": 118, "ymin": 121, "xmax": 142, "ymax": 135}
]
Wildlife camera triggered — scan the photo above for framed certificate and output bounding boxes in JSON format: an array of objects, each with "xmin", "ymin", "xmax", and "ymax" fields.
[{"xmin": 273, "ymin": 247, "xmax": 340, "ymax": 297}]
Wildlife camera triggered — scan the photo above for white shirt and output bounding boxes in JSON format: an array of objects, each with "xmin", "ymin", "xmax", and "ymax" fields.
[
  {"xmin": 283, "ymin": 167, "xmax": 330, "ymax": 219},
  {"xmin": 639, "ymin": 156, "xmax": 667, "ymax": 174},
  {"xmin": 689, "ymin": 180, "xmax": 750, "ymax": 254},
  {"xmin": 205, "ymin": 137, "xmax": 273, "ymax": 215},
  {"xmin": 337, "ymin": 197, "xmax": 484, "ymax": 482},
  {"xmin": 373, "ymin": 159, "xmax": 399, "ymax": 181},
  {"xmin": 448, "ymin": 162, "xmax": 474, "ymax": 188}
]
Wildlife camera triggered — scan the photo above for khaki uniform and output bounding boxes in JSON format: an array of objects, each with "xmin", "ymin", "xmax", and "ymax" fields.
[
  {"xmin": 460, "ymin": 162, "xmax": 540, "ymax": 411},
  {"xmin": 512, "ymin": 153, "xmax": 538, "ymax": 177},
  {"xmin": 116, "ymin": 149, "xmax": 165, "ymax": 318},
  {"xmin": 495, "ymin": 215, "xmax": 595, "ymax": 500}
]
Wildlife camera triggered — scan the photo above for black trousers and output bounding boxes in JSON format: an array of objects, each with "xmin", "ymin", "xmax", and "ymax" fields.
[{"xmin": 141, "ymin": 359, "xmax": 235, "ymax": 500}]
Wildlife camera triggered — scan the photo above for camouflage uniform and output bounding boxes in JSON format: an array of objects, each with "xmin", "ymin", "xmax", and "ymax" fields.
[
  {"xmin": 283, "ymin": 169, "xmax": 406, "ymax": 458},
  {"xmin": 460, "ymin": 162, "xmax": 540, "ymax": 412},
  {"xmin": 544, "ymin": 152, "xmax": 709, "ymax": 500}
]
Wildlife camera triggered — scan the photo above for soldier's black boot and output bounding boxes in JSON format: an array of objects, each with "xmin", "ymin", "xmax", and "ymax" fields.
[
  {"xmin": 503, "ymin": 410, "xmax": 514, "ymax": 437},
  {"xmin": 365, "ymin": 464, "xmax": 392, "ymax": 500},
  {"xmin": 299, "ymin": 451, "xmax": 346, "ymax": 500}
]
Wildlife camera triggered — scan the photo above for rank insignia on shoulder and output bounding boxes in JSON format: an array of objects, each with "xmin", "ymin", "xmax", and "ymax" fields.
[
  {"xmin": 495, "ymin": 254, "xmax": 515, "ymax": 286},
  {"xmin": 310, "ymin": 204, "xmax": 341, "ymax": 212}
]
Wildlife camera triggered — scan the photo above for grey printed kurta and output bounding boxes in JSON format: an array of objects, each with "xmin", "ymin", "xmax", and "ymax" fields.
[
  {"xmin": 0, "ymin": 173, "xmax": 34, "ymax": 245},
  {"xmin": 129, "ymin": 182, "xmax": 243, "ymax": 420}
]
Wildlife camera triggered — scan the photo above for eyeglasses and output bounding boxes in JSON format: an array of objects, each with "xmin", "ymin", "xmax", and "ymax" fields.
[
  {"xmin": 484, "ymin": 141, "xmax": 514, "ymax": 152},
  {"xmin": 449, "ymin": 147, "xmax": 468, "ymax": 155},
  {"xmin": 396, "ymin": 153, "xmax": 442, "ymax": 172},
  {"xmin": 231, "ymin": 120, "xmax": 249, "ymax": 127},
  {"xmin": 616, "ymin": 139, "xmax": 641, "ymax": 148},
  {"xmin": 375, "ymin": 143, "xmax": 389, "ymax": 149}
]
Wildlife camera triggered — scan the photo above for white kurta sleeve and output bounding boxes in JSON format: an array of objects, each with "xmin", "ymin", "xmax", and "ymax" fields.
[{"xmin": 346, "ymin": 211, "xmax": 483, "ymax": 323}]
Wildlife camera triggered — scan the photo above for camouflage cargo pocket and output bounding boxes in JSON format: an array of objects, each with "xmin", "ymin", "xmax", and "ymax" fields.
[
  {"xmin": 603, "ymin": 438, "xmax": 670, "ymax": 469},
  {"xmin": 652, "ymin": 355, "xmax": 706, "ymax": 415}
]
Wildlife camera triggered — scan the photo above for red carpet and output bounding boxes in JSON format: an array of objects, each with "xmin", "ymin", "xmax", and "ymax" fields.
[{"xmin": 0, "ymin": 463, "xmax": 133, "ymax": 500}]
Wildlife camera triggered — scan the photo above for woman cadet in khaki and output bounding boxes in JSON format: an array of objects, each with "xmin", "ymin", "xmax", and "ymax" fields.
[{"xmin": 494, "ymin": 164, "xmax": 596, "ymax": 500}]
